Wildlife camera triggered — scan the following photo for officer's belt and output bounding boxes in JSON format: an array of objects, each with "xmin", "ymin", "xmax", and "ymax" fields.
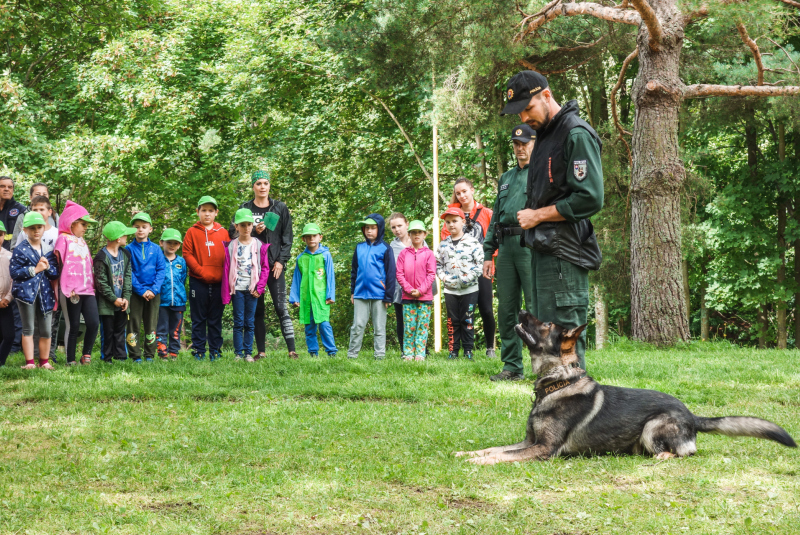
[{"xmin": 496, "ymin": 225, "xmax": 523, "ymax": 237}]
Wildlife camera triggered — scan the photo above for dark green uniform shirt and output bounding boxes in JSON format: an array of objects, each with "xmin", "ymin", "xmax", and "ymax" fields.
[
  {"xmin": 554, "ymin": 129, "xmax": 604, "ymax": 222},
  {"xmin": 484, "ymin": 164, "xmax": 529, "ymax": 262}
]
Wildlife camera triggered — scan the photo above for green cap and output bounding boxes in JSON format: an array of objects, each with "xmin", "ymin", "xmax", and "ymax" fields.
[
  {"xmin": 130, "ymin": 212, "xmax": 151, "ymax": 225},
  {"xmin": 359, "ymin": 218, "xmax": 378, "ymax": 226},
  {"xmin": 197, "ymin": 195, "xmax": 218, "ymax": 209},
  {"xmin": 408, "ymin": 220, "xmax": 427, "ymax": 232},
  {"xmin": 0, "ymin": 221, "xmax": 6, "ymax": 233},
  {"xmin": 80, "ymin": 215, "xmax": 98, "ymax": 224},
  {"xmin": 251, "ymin": 170, "xmax": 270, "ymax": 185},
  {"xmin": 103, "ymin": 221, "xmax": 136, "ymax": 241},
  {"xmin": 160, "ymin": 228, "xmax": 183, "ymax": 243},
  {"xmin": 234, "ymin": 208, "xmax": 255, "ymax": 225},
  {"xmin": 301, "ymin": 223, "xmax": 322, "ymax": 236},
  {"xmin": 22, "ymin": 211, "xmax": 46, "ymax": 228}
]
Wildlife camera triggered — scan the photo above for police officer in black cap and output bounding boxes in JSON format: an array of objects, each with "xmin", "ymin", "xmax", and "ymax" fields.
[
  {"xmin": 484, "ymin": 124, "xmax": 536, "ymax": 381},
  {"xmin": 501, "ymin": 71, "xmax": 603, "ymax": 371}
]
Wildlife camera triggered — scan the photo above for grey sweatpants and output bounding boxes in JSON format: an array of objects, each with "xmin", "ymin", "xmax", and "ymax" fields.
[{"xmin": 348, "ymin": 298, "xmax": 387, "ymax": 358}]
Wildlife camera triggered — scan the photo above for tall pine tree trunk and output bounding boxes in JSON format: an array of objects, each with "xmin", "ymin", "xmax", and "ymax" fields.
[
  {"xmin": 594, "ymin": 285, "xmax": 608, "ymax": 349},
  {"xmin": 630, "ymin": 0, "xmax": 689, "ymax": 344},
  {"xmin": 777, "ymin": 123, "xmax": 787, "ymax": 349}
]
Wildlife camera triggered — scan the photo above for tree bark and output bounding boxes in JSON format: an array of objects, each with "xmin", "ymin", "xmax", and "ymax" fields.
[
  {"xmin": 700, "ymin": 275, "xmax": 709, "ymax": 341},
  {"xmin": 794, "ymin": 133, "xmax": 800, "ymax": 347},
  {"xmin": 758, "ymin": 304, "xmax": 768, "ymax": 349},
  {"xmin": 589, "ymin": 56, "xmax": 608, "ymax": 127},
  {"xmin": 475, "ymin": 132, "xmax": 487, "ymax": 183},
  {"xmin": 777, "ymin": 123, "xmax": 787, "ymax": 349},
  {"xmin": 594, "ymin": 285, "xmax": 608, "ymax": 349},
  {"xmin": 682, "ymin": 258, "xmax": 691, "ymax": 324},
  {"xmin": 629, "ymin": 0, "xmax": 689, "ymax": 344}
]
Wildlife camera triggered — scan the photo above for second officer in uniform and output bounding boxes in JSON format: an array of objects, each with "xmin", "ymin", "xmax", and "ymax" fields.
[{"xmin": 484, "ymin": 124, "xmax": 536, "ymax": 381}]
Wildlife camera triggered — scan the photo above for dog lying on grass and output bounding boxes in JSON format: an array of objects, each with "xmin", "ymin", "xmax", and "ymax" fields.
[{"xmin": 457, "ymin": 310, "xmax": 797, "ymax": 465}]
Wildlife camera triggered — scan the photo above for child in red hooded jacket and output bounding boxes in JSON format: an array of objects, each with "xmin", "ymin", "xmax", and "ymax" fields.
[{"xmin": 183, "ymin": 196, "xmax": 229, "ymax": 361}]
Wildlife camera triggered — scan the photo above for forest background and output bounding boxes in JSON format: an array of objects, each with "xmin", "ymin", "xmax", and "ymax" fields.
[{"xmin": 2, "ymin": 0, "xmax": 800, "ymax": 349}]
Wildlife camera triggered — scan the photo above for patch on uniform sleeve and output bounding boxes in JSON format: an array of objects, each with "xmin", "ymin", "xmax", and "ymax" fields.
[
  {"xmin": 499, "ymin": 183, "xmax": 509, "ymax": 192},
  {"xmin": 573, "ymin": 160, "xmax": 587, "ymax": 181}
]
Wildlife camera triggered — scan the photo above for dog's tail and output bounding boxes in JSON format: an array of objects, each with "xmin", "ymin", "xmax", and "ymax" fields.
[{"xmin": 695, "ymin": 416, "xmax": 797, "ymax": 448}]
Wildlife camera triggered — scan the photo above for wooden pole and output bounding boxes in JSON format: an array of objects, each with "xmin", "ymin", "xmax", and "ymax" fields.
[{"xmin": 433, "ymin": 103, "xmax": 442, "ymax": 353}]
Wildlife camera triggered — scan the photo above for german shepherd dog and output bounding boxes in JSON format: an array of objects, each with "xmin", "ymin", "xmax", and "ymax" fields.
[{"xmin": 457, "ymin": 311, "xmax": 797, "ymax": 465}]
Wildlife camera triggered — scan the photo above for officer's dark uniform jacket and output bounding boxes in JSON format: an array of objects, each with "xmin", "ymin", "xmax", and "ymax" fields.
[{"xmin": 524, "ymin": 99, "xmax": 603, "ymax": 270}]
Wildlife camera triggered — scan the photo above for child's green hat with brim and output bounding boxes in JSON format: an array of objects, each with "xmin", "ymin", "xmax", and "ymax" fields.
[
  {"xmin": 358, "ymin": 218, "xmax": 378, "ymax": 226},
  {"xmin": 130, "ymin": 212, "xmax": 151, "ymax": 225},
  {"xmin": 197, "ymin": 195, "xmax": 218, "ymax": 209},
  {"xmin": 160, "ymin": 228, "xmax": 183, "ymax": 243},
  {"xmin": 80, "ymin": 215, "xmax": 98, "ymax": 224},
  {"xmin": 234, "ymin": 208, "xmax": 255, "ymax": 225},
  {"xmin": 408, "ymin": 220, "xmax": 427, "ymax": 232},
  {"xmin": 23, "ymin": 211, "xmax": 46, "ymax": 228},
  {"xmin": 0, "ymin": 221, "xmax": 6, "ymax": 233},
  {"xmin": 103, "ymin": 221, "xmax": 136, "ymax": 241},
  {"xmin": 301, "ymin": 223, "xmax": 322, "ymax": 236}
]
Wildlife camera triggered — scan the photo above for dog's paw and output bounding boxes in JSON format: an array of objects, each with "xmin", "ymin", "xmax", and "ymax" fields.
[
  {"xmin": 467, "ymin": 455, "xmax": 500, "ymax": 466},
  {"xmin": 655, "ymin": 451, "xmax": 676, "ymax": 460},
  {"xmin": 454, "ymin": 450, "xmax": 479, "ymax": 458}
]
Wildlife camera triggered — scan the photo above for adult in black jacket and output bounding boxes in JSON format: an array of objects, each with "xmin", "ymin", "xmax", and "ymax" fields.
[
  {"xmin": 229, "ymin": 170, "xmax": 297, "ymax": 359},
  {"xmin": 0, "ymin": 176, "xmax": 26, "ymax": 356},
  {"xmin": 500, "ymin": 72, "xmax": 604, "ymax": 371},
  {"xmin": 0, "ymin": 177, "xmax": 25, "ymax": 252}
]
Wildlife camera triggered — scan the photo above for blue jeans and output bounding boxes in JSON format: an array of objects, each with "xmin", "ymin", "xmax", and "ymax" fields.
[
  {"xmin": 232, "ymin": 290, "xmax": 257, "ymax": 357},
  {"xmin": 305, "ymin": 310, "xmax": 337, "ymax": 355}
]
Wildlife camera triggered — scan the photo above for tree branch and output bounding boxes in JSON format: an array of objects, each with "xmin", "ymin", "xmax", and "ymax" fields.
[
  {"xmin": 736, "ymin": 23, "xmax": 764, "ymax": 85},
  {"xmin": 358, "ymin": 88, "xmax": 447, "ymax": 202},
  {"xmin": 611, "ymin": 47, "xmax": 638, "ymax": 167},
  {"xmin": 517, "ymin": 2, "xmax": 641, "ymax": 41},
  {"xmin": 683, "ymin": 84, "xmax": 800, "ymax": 98},
  {"xmin": 776, "ymin": 0, "xmax": 800, "ymax": 8},
  {"xmin": 630, "ymin": 0, "xmax": 663, "ymax": 50}
]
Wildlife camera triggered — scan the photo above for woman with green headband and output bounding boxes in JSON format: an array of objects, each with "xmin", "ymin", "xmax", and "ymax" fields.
[{"xmin": 228, "ymin": 170, "xmax": 297, "ymax": 359}]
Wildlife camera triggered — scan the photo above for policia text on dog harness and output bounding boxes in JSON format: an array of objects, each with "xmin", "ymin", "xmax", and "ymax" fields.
[{"xmin": 533, "ymin": 372, "xmax": 587, "ymax": 402}]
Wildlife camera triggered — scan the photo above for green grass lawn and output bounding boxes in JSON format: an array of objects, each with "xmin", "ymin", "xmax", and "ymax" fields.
[{"xmin": 1, "ymin": 341, "xmax": 798, "ymax": 534}]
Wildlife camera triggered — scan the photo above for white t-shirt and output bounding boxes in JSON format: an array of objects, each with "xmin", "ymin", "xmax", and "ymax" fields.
[
  {"xmin": 235, "ymin": 242, "xmax": 253, "ymax": 291},
  {"xmin": 15, "ymin": 226, "xmax": 58, "ymax": 255}
]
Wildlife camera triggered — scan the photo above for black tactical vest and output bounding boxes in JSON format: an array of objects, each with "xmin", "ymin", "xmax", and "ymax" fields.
[{"xmin": 523, "ymin": 100, "xmax": 603, "ymax": 271}]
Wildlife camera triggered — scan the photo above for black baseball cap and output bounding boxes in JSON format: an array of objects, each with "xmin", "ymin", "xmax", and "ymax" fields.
[
  {"xmin": 501, "ymin": 71, "xmax": 549, "ymax": 116},
  {"xmin": 511, "ymin": 124, "xmax": 536, "ymax": 143}
]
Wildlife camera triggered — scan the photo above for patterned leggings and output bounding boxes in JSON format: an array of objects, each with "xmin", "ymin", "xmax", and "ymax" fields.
[{"xmin": 402, "ymin": 302, "xmax": 432, "ymax": 358}]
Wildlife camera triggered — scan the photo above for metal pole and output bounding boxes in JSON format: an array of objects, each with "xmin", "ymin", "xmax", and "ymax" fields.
[{"xmin": 432, "ymin": 100, "xmax": 442, "ymax": 353}]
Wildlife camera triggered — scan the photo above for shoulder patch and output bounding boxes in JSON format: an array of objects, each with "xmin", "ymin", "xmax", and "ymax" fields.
[
  {"xmin": 499, "ymin": 183, "xmax": 510, "ymax": 192},
  {"xmin": 9, "ymin": 209, "xmax": 19, "ymax": 217},
  {"xmin": 573, "ymin": 160, "xmax": 587, "ymax": 181}
]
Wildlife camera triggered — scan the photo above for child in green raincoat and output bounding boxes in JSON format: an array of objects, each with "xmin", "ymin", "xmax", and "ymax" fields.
[{"xmin": 289, "ymin": 223, "xmax": 337, "ymax": 357}]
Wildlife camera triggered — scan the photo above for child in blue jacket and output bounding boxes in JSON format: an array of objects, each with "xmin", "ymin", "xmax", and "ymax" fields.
[
  {"xmin": 11, "ymin": 212, "xmax": 59, "ymax": 369},
  {"xmin": 157, "ymin": 229, "xmax": 187, "ymax": 361},
  {"xmin": 128, "ymin": 212, "xmax": 166, "ymax": 362},
  {"xmin": 348, "ymin": 213, "xmax": 395, "ymax": 359}
]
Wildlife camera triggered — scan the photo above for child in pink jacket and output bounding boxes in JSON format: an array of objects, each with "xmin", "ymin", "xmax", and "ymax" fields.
[
  {"xmin": 396, "ymin": 220, "xmax": 436, "ymax": 361},
  {"xmin": 0, "ymin": 222, "xmax": 14, "ymax": 366},
  {"xmin": 222, "ymin": 209, "xmax": 269, "ymax": 361}
]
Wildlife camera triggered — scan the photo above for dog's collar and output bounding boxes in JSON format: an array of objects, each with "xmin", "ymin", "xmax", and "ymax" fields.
[{"xmin": 534, "ymin": 372, "xmax": 586, "ymax": 401}]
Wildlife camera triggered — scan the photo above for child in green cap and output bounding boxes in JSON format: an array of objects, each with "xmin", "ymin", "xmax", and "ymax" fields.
[
  {"xmin": 126, "ymin": 212, "xmax": 166, "ymax": 363},
  {"xmin": 54, "ymin": 200, "xmax": 99, "ymax": 366},
  {"xmin": 0, "ymin": 222, "xmax": 14, "ymax": 366},
  {"xmin": 289, "ymin": 223, "xmax": 337, "ymax": 357},
  {"xmin": 93, "ymin": 221, "xmax": 135, "ymax": 361},
  {"xmin": 157, "ymin": 229, "xmax": 187, "ymax": 361},
  {"xmin": 11, "ymin": 212, "xmax": 59, "ymax": 369}
]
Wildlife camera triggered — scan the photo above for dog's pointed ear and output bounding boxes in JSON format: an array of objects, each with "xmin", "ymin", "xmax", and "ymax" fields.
[{"xmin": 563, "ymin": 324, "xmax": 587, "ymax": 339}]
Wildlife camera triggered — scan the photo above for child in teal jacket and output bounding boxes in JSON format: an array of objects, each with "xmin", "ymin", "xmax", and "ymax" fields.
[{"xmin": 289, "ymin": 223, "xmax": 336, "ymax": 357}]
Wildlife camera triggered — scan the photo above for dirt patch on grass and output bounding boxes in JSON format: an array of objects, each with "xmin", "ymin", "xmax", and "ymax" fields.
[
  {"xmin": 143, "ymin": 500, "xmax": 201, "ymax": 512},
  {"xmin": 447, "ymin": 497, "xmax": 491, "ymax": 510}
]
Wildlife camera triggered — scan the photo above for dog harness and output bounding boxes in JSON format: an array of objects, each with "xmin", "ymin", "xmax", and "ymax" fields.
[{"xmin": 533, "ymin": 372, "xmax": 587, "ymax": 402}]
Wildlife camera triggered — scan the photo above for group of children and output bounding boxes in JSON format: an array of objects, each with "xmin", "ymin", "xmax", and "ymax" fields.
[
  {"xmin": 289, "ymin": 207, "xmax": 483, "ymax": 362},
  {"xmin": 0, "ymin": 194, "xmax": 485, "ymax": 368}
]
